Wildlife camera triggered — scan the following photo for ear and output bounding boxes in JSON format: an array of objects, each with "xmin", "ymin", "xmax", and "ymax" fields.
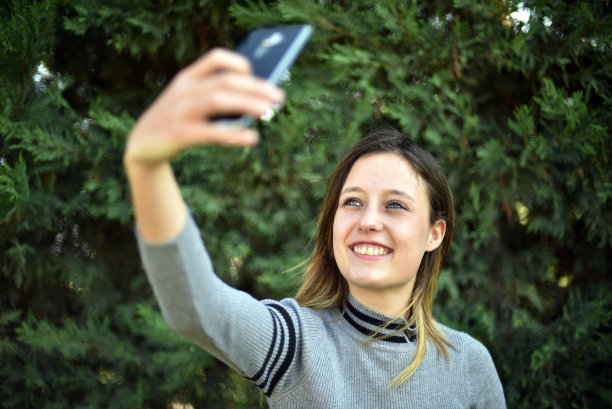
[{"xmin": 426, "ymin": 220, "xmax": 446, "ymax": 252}]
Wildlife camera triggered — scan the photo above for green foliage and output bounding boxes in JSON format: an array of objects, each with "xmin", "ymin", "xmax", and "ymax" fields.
[{"xmin": 1, "ymin": 0, "xmax": 610, "ymax": 408}]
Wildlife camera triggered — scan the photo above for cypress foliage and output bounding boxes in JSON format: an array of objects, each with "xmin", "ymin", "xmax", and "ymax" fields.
[{"xmin": 1, "ymin": 1, "xmax": 610, "ymax": 408}]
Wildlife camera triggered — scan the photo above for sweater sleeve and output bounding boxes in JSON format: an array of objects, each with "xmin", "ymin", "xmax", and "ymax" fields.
[
  {"xmin": 466, "ymin": 337, "xmax": 507, "ymax": 409},
  {"xmin": 135, "ymin": 211, "xmax": 300, "ymax": 397}
]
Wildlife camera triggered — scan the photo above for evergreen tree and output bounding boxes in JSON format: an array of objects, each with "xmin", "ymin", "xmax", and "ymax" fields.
[{"xmin": 1, "ymin": 1, "xmax": 610, "ymax": 408}]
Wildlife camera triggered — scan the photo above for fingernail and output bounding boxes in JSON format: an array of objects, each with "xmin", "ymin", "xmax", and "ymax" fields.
[
  {"xmin": 244, "ymin": 130, "xmax": 259, "ymax": 144},
  {"xmin": 269, "ymin": 86, "xmax": 285, "ymax": 102}
]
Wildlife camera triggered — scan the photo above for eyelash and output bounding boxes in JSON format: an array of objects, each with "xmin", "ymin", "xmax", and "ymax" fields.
[
  {"xmin": 343, "ymin": 197, "xmax": 361, "ymax": 207},
  {"xmin": 387, "ymin": 200, "xmax": 407, "ymax": 210},
  {"xmin": 341, "ymin": 197, "xmax": 407, "ymax": 210}
]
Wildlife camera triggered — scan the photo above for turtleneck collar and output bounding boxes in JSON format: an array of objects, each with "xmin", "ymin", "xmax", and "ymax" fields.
[{"xmin": 341, "ymin": 294, "xmax": 417, "ymax": 343}]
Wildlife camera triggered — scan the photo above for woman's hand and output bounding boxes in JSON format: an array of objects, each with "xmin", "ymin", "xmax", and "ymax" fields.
[
  {"xmin": 123, "ymin": 48, "xmax": 285, "ymax": 169},
  {"xmin": 124, "ymin": 48, "xmax": 285, "ymax": 242}
]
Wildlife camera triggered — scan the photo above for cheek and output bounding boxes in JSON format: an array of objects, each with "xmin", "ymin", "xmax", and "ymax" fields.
[
  {"xmin": 332, "ymin": 213, "xmax": 348, "ymax": 259},
  {"xmin": 331, "ymin": 216, "xmax": 341, "ymax": 253},
  {"xmin": 404, "ymin": 224, "xmax": 432, "ymax": 256}
]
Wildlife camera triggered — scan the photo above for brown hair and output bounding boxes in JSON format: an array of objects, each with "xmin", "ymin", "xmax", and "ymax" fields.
[{"xmin": 295, "ymin": 127, "xmax": 455, "ymax": 386}]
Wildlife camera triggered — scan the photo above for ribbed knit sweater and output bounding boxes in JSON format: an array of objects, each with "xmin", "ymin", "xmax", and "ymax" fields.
[{"xmin": 137, "ymin": 212, "xmax": 506, "ymax": 408}]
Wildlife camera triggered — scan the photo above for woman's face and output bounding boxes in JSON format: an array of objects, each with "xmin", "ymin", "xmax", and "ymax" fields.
[{"xmin": 332, "ymin": 152, "xmax": 445, "ymax": 312}]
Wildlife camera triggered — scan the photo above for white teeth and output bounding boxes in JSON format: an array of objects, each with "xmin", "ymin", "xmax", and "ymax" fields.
[{"xmin": 354, "ymin": 245, "xmax": 387, "ymax": 256}]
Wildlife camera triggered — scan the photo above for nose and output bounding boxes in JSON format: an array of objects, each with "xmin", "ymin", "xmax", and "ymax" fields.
[{"xmin": 358, "ymin": 205, "xmax": 383, "ymax": 231}]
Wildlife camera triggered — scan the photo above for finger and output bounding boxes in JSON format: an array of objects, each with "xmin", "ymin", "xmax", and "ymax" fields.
[
  {"xmin": 178, "ymin": 91, "xmax": 279, "ymax": 120},
  {"xmin": 183, "ymin": 48, "xmax": 252, "ymax": 80},
  {"xmin": 178, "ymin": 123, "xmax": 260, "ymax": 147},
  {"xmin": 197, "ymin": 72, "xmax": 285, "ymax": 103},
  {"xmin": 165, "ymin": 72, "xmax": 284, "ymax": 111}
]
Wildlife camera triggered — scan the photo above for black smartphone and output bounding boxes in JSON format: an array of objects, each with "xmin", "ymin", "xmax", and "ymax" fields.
[{"xmin": 215, "ymin": 24, "xmax": 314, "ymax": 128}]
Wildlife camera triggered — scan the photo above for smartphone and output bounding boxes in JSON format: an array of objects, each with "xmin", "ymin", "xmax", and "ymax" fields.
[{"xmin": 214, "ymin": 24, "xmax": 314, "ymax": 128}]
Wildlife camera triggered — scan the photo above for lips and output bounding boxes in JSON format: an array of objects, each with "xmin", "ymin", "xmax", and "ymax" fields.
[{"xmin": 350, "ymin": 242, "xmax": 392, "ymax": 256}]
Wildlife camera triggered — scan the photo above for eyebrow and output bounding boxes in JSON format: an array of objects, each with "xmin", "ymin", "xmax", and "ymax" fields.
[{"xmin": 340, "ymin": 186, "xmax": 416, "ymax": 202}]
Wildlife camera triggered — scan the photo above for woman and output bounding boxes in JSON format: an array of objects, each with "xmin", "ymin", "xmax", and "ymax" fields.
[{"xmin": 125, "ymin": 49, "xmax": 506, "ymax": 408}]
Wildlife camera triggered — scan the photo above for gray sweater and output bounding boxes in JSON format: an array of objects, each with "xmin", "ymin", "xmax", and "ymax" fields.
[{"xmin": 137, "ymin": 213, "xmax": 506, "ymax": 408}]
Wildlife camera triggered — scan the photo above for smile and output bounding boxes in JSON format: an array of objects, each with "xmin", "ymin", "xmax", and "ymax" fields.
[{"xmin": 351, "ymin": 245, "xmax": 390, "ymax": 256}]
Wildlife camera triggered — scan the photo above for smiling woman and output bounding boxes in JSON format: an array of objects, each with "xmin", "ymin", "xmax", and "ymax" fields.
[
  {"xmin": 127, "ymin": 49, "xmax": 506, "ymax": 408},
  {"xmin": 296, "ymin": 129, "xmax": 456, "ymax": 388},
  {"xmin": 332, "ymin": 152, "xmax": 445, "ymax": 316}
]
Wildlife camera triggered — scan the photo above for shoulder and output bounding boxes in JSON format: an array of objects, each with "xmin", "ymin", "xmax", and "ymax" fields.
[
  {"xmin": 253, "ymin": 298, "xmax": 335, "ymax": 396},
  {"xmin": 435, "ymin": 323, "xmax": 501, "ymax": 386},
  {"xmin": 259, "ymin": 298, "xmax": 330, "ymax": 339},
  {"xmin": 261, "ymin": 297, "xmax": 323, "ymax": 318},
  {"xmin": 436, "ymin": 322, "xmax": 507, "ymax": 408},
  {"xmin": 436, "ymin": 322, "xmax": 494, "ymax": 364}
]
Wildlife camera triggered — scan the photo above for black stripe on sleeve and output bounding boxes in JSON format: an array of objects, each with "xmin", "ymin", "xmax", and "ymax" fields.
[
  {"xmin": 259, "ymin": 311, "xmax": 285, "ymax": 394},
  {"xmin": 246, "ymin": 307, "xmax": 278, "ymax": 384},
  {"xmin": 265, "ymin": 304, "xmax": 297, "ymax": 397},
  {"xmin": 244, "ymin": 302, "xmax": 298, "ymax": 397}
]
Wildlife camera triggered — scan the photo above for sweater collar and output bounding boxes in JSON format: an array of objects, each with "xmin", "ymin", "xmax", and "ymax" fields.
[{"xmin": 342, "ymin": 294, "xmax": 417, "ymax": 343}]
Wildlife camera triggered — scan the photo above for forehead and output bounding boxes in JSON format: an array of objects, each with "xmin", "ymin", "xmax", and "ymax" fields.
[{"xmin": 343, "ymin": 152, "xmax": 425, "ymax": 196}]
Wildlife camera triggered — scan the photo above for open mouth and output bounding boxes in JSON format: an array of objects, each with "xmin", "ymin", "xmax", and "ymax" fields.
[{"xmin": 351, "ymin": 244, "xmax": 391, "ymax": 256}]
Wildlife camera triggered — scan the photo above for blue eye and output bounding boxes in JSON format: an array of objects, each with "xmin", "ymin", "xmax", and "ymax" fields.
[
  {"xmin": 343, "ymin": 197, "xmax": 361, "ymax": 207},
  {"xmin": 388, "ymin": 201, "xmax": 407, "ymax": 210}
]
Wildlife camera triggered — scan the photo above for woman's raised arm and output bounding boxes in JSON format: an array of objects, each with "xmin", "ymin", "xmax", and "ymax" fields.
[{"xmin": 123, "ymin": 48, "xmax": 285, "ymax": 242}]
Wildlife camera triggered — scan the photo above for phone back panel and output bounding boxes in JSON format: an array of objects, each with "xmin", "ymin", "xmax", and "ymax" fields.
[{"xmin": 236, "ymin": 25, "xmax": 313, "ymax": 84}]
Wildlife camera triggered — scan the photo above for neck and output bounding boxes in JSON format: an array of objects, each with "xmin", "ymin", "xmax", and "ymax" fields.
[{"xmin": 348, "ymin": 286, "xmax": 412, "ymax": 318}]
